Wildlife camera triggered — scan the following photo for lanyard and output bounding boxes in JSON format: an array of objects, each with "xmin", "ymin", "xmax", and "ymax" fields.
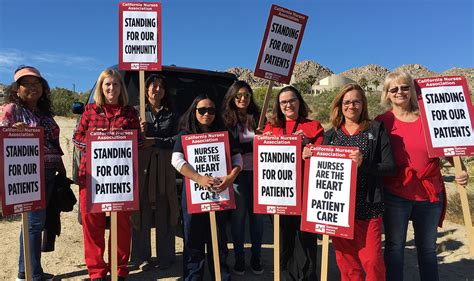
[{"xmin": 283, "ymin": 118, "xmax": 300, "ymax": 135}]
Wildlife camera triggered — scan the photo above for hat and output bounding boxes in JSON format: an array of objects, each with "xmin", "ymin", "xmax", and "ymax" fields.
[{"xmin": 14, "ymin": 66, "xmax": 43, "ymax": 82}]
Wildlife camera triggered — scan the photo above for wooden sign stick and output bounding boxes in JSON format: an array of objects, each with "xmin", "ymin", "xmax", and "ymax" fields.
[
  {"xmin": 209, "ymin": 211, "xmax": 221, "ymax": 280},
  {"xmin": 453, "ymin": 156, "xmax": 474, "ymax": 256},
  {"xmin": 320, "ymin": 234, "xmax": 329, "ymax": 281},
  {"xmin": 139, "ymin": 71, "xmax": 146, "ymax": 121},
  {"xmin": 22, "ymin": 213, "xmax": 32, "ymax": 281},
  {"xmin": 257, "ymin": 80, "xmax": 274, "ymax": 130},
  {"xmin": 111, "ymin": 212, "xmax": 118, "ymax": 281},
  {"xmin": 274, "ymin": 214, "xmax": 280, "ymax": 281}
]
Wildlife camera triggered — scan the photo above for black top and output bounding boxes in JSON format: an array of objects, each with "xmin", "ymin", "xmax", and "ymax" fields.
[{"xmin": 143, "ymin": 105, "xmax": 178, "ymax": 149}]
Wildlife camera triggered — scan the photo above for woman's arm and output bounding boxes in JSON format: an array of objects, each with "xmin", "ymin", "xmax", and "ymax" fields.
[
  {"xmin": 359, "ymin": 123, "xmax": 396, "ymax": 176},
  {"xmin": 171, "ymin": 151, "xmax": 218, "ymax": 189},
  {"xmin": 446, "ymin": 157, "xmax": 469, "ymax": 186}
]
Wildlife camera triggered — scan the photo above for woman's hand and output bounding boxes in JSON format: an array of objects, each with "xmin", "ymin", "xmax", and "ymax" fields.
[
  {"xmin": 349, "ymin": 149, "xmax": 363, "ymax": 167},
  {"xmin": 12, "ymin": 122, "xmax": 28, "ymax": 129},
  {"xmin": 195, "ymin": 174, "xmax": 218, "ymax": 190},
  {"xmin": 294, "ymin": 130, "xmax": 310, "ymax": 145},
  {"xmin": 140, "ymin": 119, "xmax": 147, "ymax": 134},
  {"xmin": 212, "ymin": 174, "xmax": 236, "ymax": 193},
  {"xmin": 302, "ymin": 146, "xmax": 312, "ymax": 159},
  {"xmin": 455, "ymin": 170, "xmax": 469, "ymax": 187}
]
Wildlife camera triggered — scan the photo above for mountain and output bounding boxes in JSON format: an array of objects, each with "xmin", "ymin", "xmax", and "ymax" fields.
[{"xmin": 339, "ymin": 64, "xmax": 389, "ymax": 84}]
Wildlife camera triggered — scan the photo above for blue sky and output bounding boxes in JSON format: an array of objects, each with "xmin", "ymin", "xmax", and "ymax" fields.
[{"xmin": 0, "ymin": 0, "xmax": 473, "ymax": 93}]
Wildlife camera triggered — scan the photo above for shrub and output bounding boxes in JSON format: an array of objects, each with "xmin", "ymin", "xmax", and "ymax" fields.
[{"xmin": 50, "ymin": 87, "xmax": 89, "ymax": 117}]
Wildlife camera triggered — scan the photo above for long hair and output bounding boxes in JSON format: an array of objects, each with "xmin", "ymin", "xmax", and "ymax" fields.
[
  {"xmin": 269, "ymin": 85, "xmax": 310, "ymax": 127},
  {"xmin": 381, "ymin": 71, "xmax": 418, "ymax": 112},
  {"xmin": 145, "ymin": 74, "xmax": 174, "ymax": 110},
  {"xmin": 221, "ymin": 80, "xmax": 260, "ymax": 130},
  {"xmin": 179, "ymin": 94, "xmax": 221, "ymax": 134},
  {"xmin": 5, "ymin": 80, "xmax": 53, "ymax": 117},
  {"xmin": 330, "ymin": 83, "xmax": 371, "ymax": 131},
  {"xmin": 93, "ymin": 69, "xmax": 129, "ymax": 106}
]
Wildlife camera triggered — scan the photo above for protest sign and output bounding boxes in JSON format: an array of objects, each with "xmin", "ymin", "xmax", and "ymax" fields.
[
  {"xmin": 253, "ymin": 135, "xmax": 302, "ymax": 215},
  {"xmin": 86, "ymin": 130, "xmax": 138, "ymax": 213},
  {"xmin": 119, "ymin": 2, "xmax": 161, "ymax": 71},
  {"xmin": 301, "ymin": 145, "xmax": 357, "ymax": 239},
  {"xmin": 181, "ymin": 131, "xmax": 235, "ymax": 214},
  {"xmin": 415, "ymin": 76, "xmax": 474, "ymax": 157},
  {"xmin": 0, "ymin": 127, "xmax": 45, "ymax": 216},
  {"xmin": 254, "ymin": 4, "xmax": 308, "ymax": 84}
]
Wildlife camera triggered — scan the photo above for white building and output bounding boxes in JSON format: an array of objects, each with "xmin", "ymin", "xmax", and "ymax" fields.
[{"xmin": 311, "ymin": 74, "xmax": 356, "ymax": 94}]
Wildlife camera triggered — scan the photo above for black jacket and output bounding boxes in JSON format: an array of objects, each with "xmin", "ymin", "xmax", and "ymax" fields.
[{"xmin": 323, "ymin": 121, "xmax": 396, "ymax": 203}]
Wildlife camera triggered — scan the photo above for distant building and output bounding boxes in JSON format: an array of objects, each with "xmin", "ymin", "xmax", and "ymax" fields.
[{"xmin": 311, "ymin": 74, "xmax": 356, "ymax": 94}]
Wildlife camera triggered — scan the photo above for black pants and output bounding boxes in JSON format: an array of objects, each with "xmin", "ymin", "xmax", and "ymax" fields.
[{"xmin": 280, "ymin": 215, "xmax": 318, "ymax": 281}]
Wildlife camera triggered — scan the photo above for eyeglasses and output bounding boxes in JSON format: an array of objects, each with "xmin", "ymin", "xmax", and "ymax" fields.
[
  {"xmin": 19, "ymin": 81, "xmax": 42, "ymax": 88},
  {"xmin": 279, "ymin": 98, "xmax": 298, "ymax": 106},
  {"xmin": 342, "ymin": 100, "xmax": 362, "ymax": 107},
  {"xmin": 235, "ymin": 92, "xmax": 251, "ymax": 99},
  {"xmin": 196, "ymin": 107, "xmax": 216, "ymax": 115},
  {"xmin": 388, "ymin": 85, "xmax": 410, "ymax": 94}
]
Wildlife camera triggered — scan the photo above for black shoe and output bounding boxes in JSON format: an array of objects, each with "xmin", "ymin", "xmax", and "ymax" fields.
[
  {"xmin": 91, "ymin": 278, "xmax": 107, "ymax": 281},
  {"xmin": 17, "ymin": 272, "xmax": 54, "ymax": 281},
  {"xmin": 250, "ymin": 257, "xmax": 264, "ymax": 275},
  {"xmin": 233, "ymin": 258, "xmax": 245, "ymax": 275},
  {"xmin": 139, "ymin": 260, "xmax": 154, "ymax": 271}
]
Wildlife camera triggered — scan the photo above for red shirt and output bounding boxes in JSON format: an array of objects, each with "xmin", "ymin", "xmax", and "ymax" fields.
[
  {"xmin": 72, "ymin": 103, "xmax": 141, "ymax": 185},
  {"xmin": 263, "ymin": 118, "xmax": 324, "ymax": 145},
  {"xmin": 376, "ymin": 111, "xmax": 444, "ymax": 201}
]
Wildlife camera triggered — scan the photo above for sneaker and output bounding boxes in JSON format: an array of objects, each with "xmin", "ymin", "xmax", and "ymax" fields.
[
  {"xmin": 139, "ymin": 260, "xmax": 154, "ymax": 271},
  {"xmin": 17, "ymin": 272, "xmax": 54, "ymax": 281},
  {"xmin": 250, "ymin": 257, "xmax": 264, "ymax": 275},
  {"xmin": 233, "ymin": 258, "xmax": 245, "ymax": 275}
]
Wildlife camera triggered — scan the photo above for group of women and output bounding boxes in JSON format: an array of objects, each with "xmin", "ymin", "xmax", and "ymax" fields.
[{"xmin": 0, "ymin": 65, "xmax": 469, "ymax": 281}]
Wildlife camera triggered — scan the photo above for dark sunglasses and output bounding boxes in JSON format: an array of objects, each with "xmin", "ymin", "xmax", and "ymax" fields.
[
  {"xmin": 196, "ymin": 107, "xmax": 216, "ymax": 115},
  {"xmin": 388, "ymin": 85, "xmax": 410, "ymax": 94},
  {"xmin": 235, "ymin": 92, "xmax": 251, "ymax": 99}
]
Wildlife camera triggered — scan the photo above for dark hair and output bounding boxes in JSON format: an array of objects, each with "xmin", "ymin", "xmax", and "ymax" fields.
[
  {"xmin": 269, "ymin": 85, "xmax": 310, "ymax": 127},
  {"xmin": 221, "ymin": 80, "xmax": 260, "ymax": 130},
  {"xmin": 330, "ymin": 83, "xmax": 371, "ymax": 131},
  {"xmin": 5, "ymin": 78, "xmax": 53, "ymax": 117},
  {"xmin": 145, "ymin": 74, "xmax": 174, "ymax": 110},
  {"xmin": 179, "ymin": 94, "xmax": 221, "ymax": 134}
]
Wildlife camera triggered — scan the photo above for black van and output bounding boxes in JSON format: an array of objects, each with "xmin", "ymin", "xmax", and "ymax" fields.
[{"xmin": 72, "ymin": 65, "xmax": 237, "ymax": 183}]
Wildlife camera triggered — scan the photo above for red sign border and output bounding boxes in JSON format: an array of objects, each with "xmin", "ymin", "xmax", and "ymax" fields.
[
  {"xmin": 300, "ymin": 145, "xmax": 357, "ymax": 239},
  {"xmin": 118, "ymin": 2, "xmax": 162, "ymax": 71},
  {"xmin": 415, "ymin": 75, "xmax": 474, "ymax": 157},
  {"xmin": 0, "ymin": 127, "xmax": 45, "ymax": 216},
  {"xmin": 181, "ymin": 131, "xmax": 235, "ymax": 214},
  {"xmin": 253, "ymin": 135, "xmax": 302, "ymax": 215},
  {"xmin": 86, "ymin": 130, "xmax": 139, "ymax": 213},
  {"xmin": 254, "ymin": 4, "xmax": 308, "ymax": 84}
]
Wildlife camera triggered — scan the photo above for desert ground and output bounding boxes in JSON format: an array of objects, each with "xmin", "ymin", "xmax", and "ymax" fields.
[{"xmin": 1, "ymin": 116, "xmax": 473, "ymax": 281}]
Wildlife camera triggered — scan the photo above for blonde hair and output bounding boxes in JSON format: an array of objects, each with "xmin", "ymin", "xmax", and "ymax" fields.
[
  {"xmin": 330, "ymin": 83, "xmax": 371, "ymax": 131},
  {"xmin": 381, "ymin": 71, "xmax": 418, "ymax": 112},
  {"xmin": 93, "ymin": 69, "xmax": 129, "ymax": 106}
]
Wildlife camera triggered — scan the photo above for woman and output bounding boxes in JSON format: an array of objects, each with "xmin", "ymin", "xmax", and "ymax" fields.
[
  {"xmin": 221, "ymin": 81, "xmax": 264, "ymax": 275},
  {"xmin": 0, "ymin": 65, "xmax": 63, "ymax": 281},
  {"xmin": 376, "ymin": 71, "xmax": 469, "ymax": 281},
  {"xmin": 131, "ymin": 74, "xmax": 179, "ymax": 271},
  {"xmin": 264, "ymin": 86, "xmax": 324, "ymax": 280},
  {"xmin": 311, "ymin": 83, "xmax": 395, "ymax": 281},
  {"xmin": 171, "ymin": 95, "xmax": 242, "ymax": 281},
  {"xmin": 72, "ymin": 69, "xmax": 141, "ymax": 281}
]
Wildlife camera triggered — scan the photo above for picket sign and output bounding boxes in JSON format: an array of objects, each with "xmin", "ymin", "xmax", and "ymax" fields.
[
  {"xmin": 139, "ymin": 71, "xmax": 146, "ymax": 120},
  {"xmin": 257, "ymin": 80, "xmax": 274, "ymax": 130},
  {"xmin": 274, "ymin": 214, "xmax": 280, "ymax": 281},
  {"xmin": 454, "ymin": 157, "xmax": 474, "ymax": 256},
  {"xmin": 111, "ymin": 212, "xmax": 118, "ymax": 281}
]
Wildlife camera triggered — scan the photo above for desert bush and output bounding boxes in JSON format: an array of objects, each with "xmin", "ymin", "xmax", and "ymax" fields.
[{"xmin": 50, "ymin": 87, "xmax": 89, "ymax": 117}]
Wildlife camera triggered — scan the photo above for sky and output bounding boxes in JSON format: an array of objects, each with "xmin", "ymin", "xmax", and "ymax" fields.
[{"xmin": 0, "ymin": 0, "xmax": 473, "ymax": 93}]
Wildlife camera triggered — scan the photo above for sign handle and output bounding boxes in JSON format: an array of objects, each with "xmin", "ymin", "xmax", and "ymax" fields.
[
  {"xmin": 139, "ymin": 71, "xmax": 146, "ymax": 121},
  {"xmin": 111, "ymin": 212, "xmax": 118, "ymax": 281},
  {"xmin": 320, "ymin": 234, "xmax": 329, "ymax": 281},
  {"xmin": 209, "ymin": 211, "xmax": 221, "ymax": 280},
  {"xmin": 274, "ymin": 214, "xmax": 280, "ymax": 281},
  {"xmin": 257, "ymin": 80, "xmax": 274, "ymax": 130},
  {"xmin": 453, "ymin": 156, "xmax": 474, "ymax": 256},
  {"xmin": 22, "ymin": 212, "xmax": 32, "ymax": 281}
]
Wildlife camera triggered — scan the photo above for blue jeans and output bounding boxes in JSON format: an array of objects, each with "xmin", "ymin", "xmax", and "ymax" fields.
[
  {"xmin": 18, "ymin": 169, "xmax": 56, "ymax": 280},
  {"xmin": 181, "ymin": 184, "xmax": 230, "ymax": 281},
  {"xmin": 230, "ymin": 171, "xmax": 264, "ymax": 261},
  {"xmin": 383, "ymin": 191, "xmax": 444, "ymax": 281}
]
